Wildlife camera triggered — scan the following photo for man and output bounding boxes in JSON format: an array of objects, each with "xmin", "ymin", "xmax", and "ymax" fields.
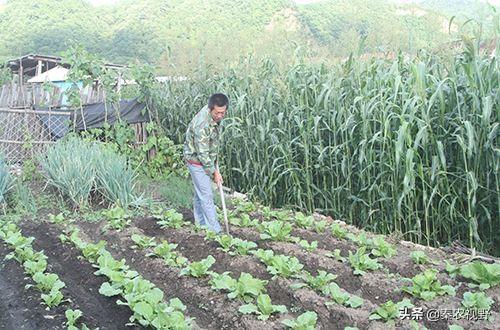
[{"xmin": 183, "ymin": 93, "xmax": 228, "ymax": 233}]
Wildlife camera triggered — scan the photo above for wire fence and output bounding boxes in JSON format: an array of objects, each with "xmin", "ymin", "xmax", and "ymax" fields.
[
  {"xmin": 0, "ymin": 107, "xmax": 72, "ymax": 164},
  {"xmin": 0, "ymin": 81, "xmax": 106, "ymax": 164}
]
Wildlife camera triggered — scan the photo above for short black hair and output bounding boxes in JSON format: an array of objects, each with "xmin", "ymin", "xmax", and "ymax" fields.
[{"xmin": 208, "ymin": 93, "xmax": 229, "ymax": 110}]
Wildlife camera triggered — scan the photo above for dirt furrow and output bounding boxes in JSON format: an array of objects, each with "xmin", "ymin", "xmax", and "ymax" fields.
[
  {"xmin": 0, "ymin": 242, "xmax": 66, "ymax": 330},
  {"xmin": 291, "ymin": 226, "xmax": 443, "ymax": 279},
  {"xmin": 19, "ymin": 221, "xmax": 138, "ymax": 329},
  {"xmin": 76, "ymin": 220, "xmax": 279, "ymax": 330},
  {"xmin": 228, "ymin": 226, "xmax": 405, "ymax": 303},
  {"xmin": 133, "ymin": 217, "xmax": 388, "ymax": 330},
  {"xmin": 232, "ymin": 213, "xmax": 499, "ymax": 330}
]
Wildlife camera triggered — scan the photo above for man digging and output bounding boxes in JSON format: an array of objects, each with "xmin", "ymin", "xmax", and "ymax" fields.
[{"xmin": 183, "ymin": 93, "xmax": 228, "ymax": 233}]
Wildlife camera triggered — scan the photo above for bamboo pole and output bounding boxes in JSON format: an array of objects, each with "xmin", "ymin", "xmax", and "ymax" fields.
[
  {"xmin": 0, "ymin": 108, "xmax": 71, "ymax": 116},
  {"xmin": 0, "ymin": 139, "xmax": 57, "ymax": 144}
]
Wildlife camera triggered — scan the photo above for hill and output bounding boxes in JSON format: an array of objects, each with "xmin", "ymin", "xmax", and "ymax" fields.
[{"xmin": 0, "ymin": 0, "xmax": 496, "ymax": 71}]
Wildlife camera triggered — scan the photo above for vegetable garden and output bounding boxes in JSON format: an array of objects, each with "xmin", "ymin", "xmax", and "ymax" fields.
[
  {"xmin": 0, "ymin": 37, "xmax": 498, "ymax": 329},
  {"xmin": 0, "ymin": 151, "xmax": 498, "ymax": 329}
]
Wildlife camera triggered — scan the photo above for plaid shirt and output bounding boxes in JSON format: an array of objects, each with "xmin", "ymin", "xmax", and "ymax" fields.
[{"xmin": 183, "ymin": 105, "xmax": 221, "ymax": 176}]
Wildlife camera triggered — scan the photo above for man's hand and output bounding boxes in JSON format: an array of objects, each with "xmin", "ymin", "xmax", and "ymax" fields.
[{"xmin": 214, "ymin": 170, "xmax": 223, "ymax": 186}]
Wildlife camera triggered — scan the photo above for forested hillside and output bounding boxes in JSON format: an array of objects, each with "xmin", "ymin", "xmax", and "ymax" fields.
[{"xmin": 0, "ymin": 0, "xmax": 496, "ymax": 71}]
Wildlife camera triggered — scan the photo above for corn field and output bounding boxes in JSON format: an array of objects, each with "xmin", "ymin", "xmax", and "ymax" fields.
[{"xmin": 156, "ymin": 42, "xmax": 499, "ymax": 255}]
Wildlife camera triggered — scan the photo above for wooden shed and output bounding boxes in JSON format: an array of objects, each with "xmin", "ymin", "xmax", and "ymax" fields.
[{"xmin": 0, "ymin": 54, "xmax": 149, "ymax": 164}]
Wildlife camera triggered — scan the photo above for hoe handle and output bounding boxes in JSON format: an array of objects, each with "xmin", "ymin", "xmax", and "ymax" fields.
[{"xmin": 216, "ymin": 164, "xmax": 230, "ymax": 234}]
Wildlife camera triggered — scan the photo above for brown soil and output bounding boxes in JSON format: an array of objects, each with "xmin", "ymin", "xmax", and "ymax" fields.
[
  {"xmin": 0, "ymin": 242, "xmax": 66, "ymax": 330},
  {"xmin": 224, "ymin": 209, "xmax": 500, "ymax": 330},
  {"xmin": 229, "ymin": 226, "xmax": 405, "ymax": 304},
  {"xmin": 132, "ymin": 216, "xmax": 381, "ymax": 329},
  {"xmin": 75, "ymin": 219, "xmax": 283, "ymax": 330},
  {"xmin": 16, "ymin": 221, "xmax": 138, "ymax": 329},
  {"xmin": 2, "ymin": 200, "xmax": 498, "ymax": 330}
]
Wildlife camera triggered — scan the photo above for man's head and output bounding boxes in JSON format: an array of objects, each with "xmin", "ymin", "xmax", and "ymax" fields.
[{"xmin": 208, "ymin": 93, "xmax": 228, "ymax": 123}]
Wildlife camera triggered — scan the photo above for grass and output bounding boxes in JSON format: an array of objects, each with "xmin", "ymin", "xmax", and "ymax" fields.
[
  {"xmin": 158, "ymin": 174, "xmax": 194, "ymax": 209},
  {"xmin": 137, "ymin": 173, "xmax": 223, "ymax": 210},
  {"xmin": 0, "ymin": 154, "xmax": 13, "ymax": 205},
  {"xmin": 12, "ymin": 181, "xmax": 37, "ymax": 215}
]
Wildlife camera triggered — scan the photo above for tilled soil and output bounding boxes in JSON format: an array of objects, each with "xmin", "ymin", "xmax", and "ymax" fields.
[
  {"xmin": 0, "ymin": 219, "xmax": 138, "ymax": 330},
  {"xmin": 19, "ymin": 221, "xmax": 138, "ymax": 330},
  {"xmin": 0, "ymin": 242, "xmax": 66, "ymax": 330},
  {"xmin": 179, "ymin": 208, "xmax": 500, "ymax": 330},
  {"xmin": 76, "ymin": 219, "xmax": 283, "ymax": 330},
  {"xmin": 1, "ymin": 205, "xmax": 498, "ymax": 330},
  {"xmin": 132, "ymin": 217, "xmax": 373, "ymax": 329}
]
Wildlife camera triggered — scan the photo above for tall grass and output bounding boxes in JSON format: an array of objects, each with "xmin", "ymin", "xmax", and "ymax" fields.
[
  {"xmin": 0, "ymin": 154, "xmax": 13, "ymax": 205},
  {"xmin": 154, "ymin": 41, "xmax": 499, "ymax": 254}
]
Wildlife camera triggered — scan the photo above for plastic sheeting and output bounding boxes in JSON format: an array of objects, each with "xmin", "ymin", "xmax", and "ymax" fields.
[
  {"xmin": 35, "ymin": 98, "xmax": 149, "ymax": 139},
  {"xmin": 72, "ymin": 98, "xmax": 149, "ymax": 131}
]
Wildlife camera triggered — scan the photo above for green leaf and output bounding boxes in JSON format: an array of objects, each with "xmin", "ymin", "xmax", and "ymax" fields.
[
  {"xmin": 209, "ymin": 272, "xmax": 237, "ymax": 291},
  {"xmin": 348, "ymin": 247, "xmax": 381, "ymax": 275},
  {"xmin": 325, "ymin": 249, "xmax": 346, "ymax": 262},
  {"xmin": 294, "ymin": 311, "xmax": 317, "ymax": 329},
  {"xmin": 169, "ymin": 297, "xmax": 187, "ymax": 311},
  {"xmin": 461, "ymin": 291, "xmax": 494, "ymax": 310},
  {"xmin": 134, "ymin": 301, "xmax": 154, "ymax": 320},
  {"xmin": 273, "ymin": 304, "xmax": 288, "ymax": 314},
  {"xmin": 281, "ymin": 319, "xmax": 296, "ymax": 327},
  {"xmin": 266, "ymin": 255, "xmax": 304, "ymax": 278},
  {"xmin": 145, "ymin": 287, "xmax": 164, "ymax": 305},
  {"xmin": 421, "ymin": 291, "xmax": 436, "ymax": 301},
  {"xmin": 410, "ymin": 251, "xmax": 429, "ymax": 264},
  {"xmin": 234, "ymin": 273, "xmax": 267, "ymax": 301},
  {"xmin": 99, "ymin": 282, "xmax": 122, "ymax": 296},
  {"xmin": 256, "ymin": 294, "xmax": 274, "ymax": 315},
  {"xmin": 403, "ymin": 269, "xmax": 454, "ymax": 301},
  {"xmin": 460, "ymin": 261, "xmax": 500, "ymax": 287},
  {"xmin": 479, "ymin": 283, "xmax": 490, "ymax": 290},
  {"xmin": 314, "ymin": 220, "xmax": 328, "ymax": 233},
  {"xmin": 445, "ymin": 260, "xmax": 460, "ymax": 278},
  {"xmin": 449, "ymin": 325, "xmax": 464, "ymax": 330},
  {"xmin": 371, "ymin": 236, "xmax": 396, "ymax": 258},
  {"xmin": 370, "ymin": 300, "xmax": 400, "ymax": 322},
  {"xmin": 41, "ymin": 288, "xmax": 64, "ymax": 308},
  {"xmin": 238, "ymin": 303, "xmax": 259, "ymax": 314},
  {"xmin": 180, "ymin": 255, "xmax": 216, "ymax": 277},
  {"xmin": 290, "ymin": 282, "xmax": 308, "ymax": 290},
  {"xmin": 259, "ymin": 221, "xmax": 293, "ymax": 241},
  {"xmin": 65, "ymin": 309, "xmax": 82, "ymax": 326},
  {"xmin": 347, "ymin": 295, "xmax": 364, "ymax": 308},
  {"xmin": 331, "ymin": 223, "xmax": 347, "ymax": 239},
  {"xmin": 282, "ymin": 311, "xmax": 318, "ymax": 329},
  {"xmin": 441, "ymin": 285, "xmax": 456, "ymax": 296}
]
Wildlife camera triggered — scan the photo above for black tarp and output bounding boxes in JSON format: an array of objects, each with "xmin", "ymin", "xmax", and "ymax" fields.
[
  {"xmin": 35, "ymin": 98, "xmax": 149, "ymax": 138},
  {"xmin": 36, "ymin": 109, "xmax": 71, "ymax": 138},
  {"xmin": 72, "ymin": 98, "xmax": 149, "ymax": 131}
]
